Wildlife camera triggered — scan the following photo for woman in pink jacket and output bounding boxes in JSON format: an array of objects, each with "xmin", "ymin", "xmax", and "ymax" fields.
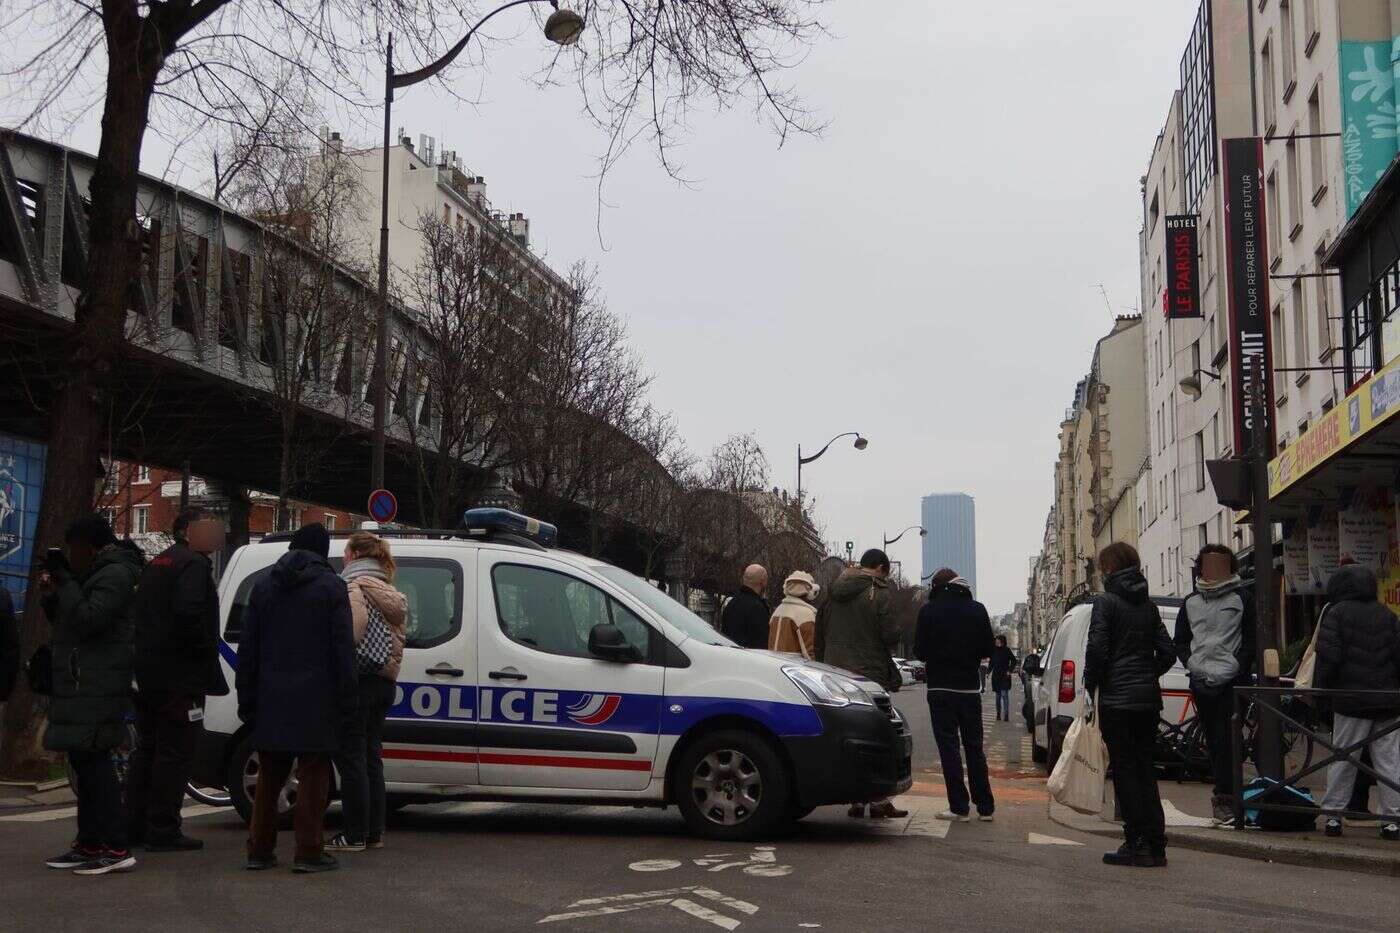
[{"xmin": 327, "ymin": 532, "xmax": 407, "ymax": 852}]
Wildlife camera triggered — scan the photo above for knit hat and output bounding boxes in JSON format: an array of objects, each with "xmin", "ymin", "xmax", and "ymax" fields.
[
  {"xmin": 783, "ymin": 570, "xmax": 818, "ymax": 598},
  {"xmin": 288, "ymin": 522, "xmax": 330, "ymax": 559}
]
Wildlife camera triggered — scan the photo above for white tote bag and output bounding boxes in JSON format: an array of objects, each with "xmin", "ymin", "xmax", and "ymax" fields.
[{"xmin": 1047, "ymin": 693, "xmax": 1108, "ymax": 815}]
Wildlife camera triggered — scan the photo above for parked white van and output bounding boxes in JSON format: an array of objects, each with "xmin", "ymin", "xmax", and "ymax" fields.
[{"xmin": 193, "ymin": 510, "xmax": 913, "ymax": 840}]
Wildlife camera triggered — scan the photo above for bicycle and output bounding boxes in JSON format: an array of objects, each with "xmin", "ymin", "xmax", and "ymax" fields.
[
  {"xmin": 1161, "ymin": 677, "xmax": 1317, "ymax": 781},
  {"xmin": 64, "ymin": 713, "xmax": 233, "ymax": 807}
]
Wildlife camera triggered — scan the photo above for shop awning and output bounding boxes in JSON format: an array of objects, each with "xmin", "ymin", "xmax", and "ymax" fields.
[{"xmin": 1268, "ymin": 354, "xmax": 1400, "ymax": 514}]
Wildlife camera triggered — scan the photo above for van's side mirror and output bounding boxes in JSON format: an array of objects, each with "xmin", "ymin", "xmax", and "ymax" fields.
[{"xmin": 589, "ymin": 623, "xmax": 643, "ymax": 663}]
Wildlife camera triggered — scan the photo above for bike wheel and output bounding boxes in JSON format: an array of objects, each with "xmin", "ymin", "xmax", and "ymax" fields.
[{"xmin": 185, "ymin": 783, "xmax": 233, "ymax": 807}]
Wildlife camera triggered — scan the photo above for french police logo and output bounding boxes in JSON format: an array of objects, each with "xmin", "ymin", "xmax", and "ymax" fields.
[
  {"xmin": 566, "ymin": 693, "xmax": 621, "ymax": 726},
  {"xmin": 0, "ymin": 467, "xmax": 23, "ymax": 562}
]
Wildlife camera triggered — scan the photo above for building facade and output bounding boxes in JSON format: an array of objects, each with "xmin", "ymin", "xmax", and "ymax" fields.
[{"xmin": 920, "ymin": 492, "xmax": 976, "ymax": 591}]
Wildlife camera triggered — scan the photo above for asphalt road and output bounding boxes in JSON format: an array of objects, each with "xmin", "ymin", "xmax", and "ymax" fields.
[{"xmin": 3, "ymin": 688, "xmax": 1398, "ymax": 932}]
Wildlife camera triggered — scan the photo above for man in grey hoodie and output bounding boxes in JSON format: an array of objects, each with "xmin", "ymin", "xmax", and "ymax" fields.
[{"xmin": 1174, "ymin": 544, "xmax": 1255, "ymax": 826}]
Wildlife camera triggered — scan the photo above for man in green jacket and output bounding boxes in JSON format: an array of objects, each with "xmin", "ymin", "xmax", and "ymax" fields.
[
  {"xmin": 819, "ymin": 548, "xmax": 907, "ymax": 819},
  {"xmin": 39, "ymin": 516, "xmax": 142, "ymax": 876}
]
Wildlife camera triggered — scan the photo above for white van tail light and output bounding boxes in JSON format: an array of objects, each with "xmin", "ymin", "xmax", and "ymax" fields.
[{"xmin": 1058, "ymin": 660, "xmax": 1076, "ymax": 704}]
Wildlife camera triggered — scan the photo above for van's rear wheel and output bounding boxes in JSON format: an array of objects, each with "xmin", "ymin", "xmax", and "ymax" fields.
[{"xmin": 673, "ymin": 730, "xmax": 791, "ymax": 841}]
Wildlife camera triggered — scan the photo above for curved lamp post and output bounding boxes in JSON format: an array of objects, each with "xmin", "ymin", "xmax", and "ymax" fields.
[
  {"xmin": 370, "ymin": 1, "xmax": 585, "ymax": 489},
  {"xmin": 883, "ymin": 525, "xmax": 925, "ymax": 549},
  {"xmin": 796, "ymin": 432, "xmax": 867, "ymax": 504}
]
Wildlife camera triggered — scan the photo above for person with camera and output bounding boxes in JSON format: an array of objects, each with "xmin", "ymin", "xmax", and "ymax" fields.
[
  {"xmin": 39, "ymin": 516, "xmax": 143, "ymax": 876},
  {"xmin": 126, "ymin": 507, "xmax": 230, "ymax": 852}
]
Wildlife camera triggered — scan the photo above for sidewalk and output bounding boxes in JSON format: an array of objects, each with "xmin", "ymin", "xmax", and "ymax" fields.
[
  {"xmin": 1048, "ymin": 775, "xmax": 1400, "ymax": 877},
  {"xmin": 0, "ymin": 780, "xmax": 74, "ymax": 811}
]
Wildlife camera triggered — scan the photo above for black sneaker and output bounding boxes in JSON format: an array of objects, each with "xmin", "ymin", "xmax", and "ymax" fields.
[
  {"xmin": 73, "ymin": 849, "xmax": 137, "ymax": 875},
  {"xmin": 246, "ymin": 855, "xmax": 279, "ymax": 871},
  {"xmin": 46, "ymin": 847, "xmax": 100, "ymax": 870},
  {"xmin": 365, "ymin": 834, "xmax": 385, "ymax": 850},
  {"xmin": 145, "ymin": 834, "xmax": 203, "ymax": 852},
  {"xmin": 293, "ymin": 853, "xmax": 339, "ymax": 874},
  {"xmin": 1324, "ymin": 819, "xmax": 1343, "ymax": 837},
  {"xmin": 1381, "ymin": 823, "xmax": 1399, "ymax": 842},
  {"xmin": 325, "ymin": 833, "xmax": 366, "ymax": 852},
  {"xmin": 1102, "ymin": 842, "xmax": 1154, "ymax": 867}
]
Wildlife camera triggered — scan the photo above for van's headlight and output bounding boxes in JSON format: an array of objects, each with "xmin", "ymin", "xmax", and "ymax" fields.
[{"xmin": 782, "ymin": 666, "xmax": 875, "ymax": 707}]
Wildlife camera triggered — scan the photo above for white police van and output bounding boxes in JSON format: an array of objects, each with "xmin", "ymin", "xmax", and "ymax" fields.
[{"xmin": 196, "ymin": 510, "xmax": 912, "ymax": 840}]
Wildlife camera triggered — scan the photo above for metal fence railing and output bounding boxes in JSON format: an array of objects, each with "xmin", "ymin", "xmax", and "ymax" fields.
[{"xmin": 1231, "ymin": 686, "xmax": 1400, "ymax": 829}]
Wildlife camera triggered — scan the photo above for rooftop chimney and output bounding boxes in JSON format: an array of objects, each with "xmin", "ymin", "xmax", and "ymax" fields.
[
  {"xmin": 509, "ymin": 213, "xmax": 530, "ymax": 248},
  {"xmin": 466, "ymin": 176, "xmax": 487, "ymax": 207}
]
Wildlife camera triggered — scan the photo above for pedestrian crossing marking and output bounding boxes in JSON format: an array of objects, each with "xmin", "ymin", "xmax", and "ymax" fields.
[
  {"xmin": 1161, "ymin": 799, "xmax": 1215, "ymax": 828},
  {"xmin": 0, "ymin": 803, "xmax": 219, "ymax": 824},
  {"xmin": 1027, "ymin": 832, "xmax": 1083, "ymax": 846}
]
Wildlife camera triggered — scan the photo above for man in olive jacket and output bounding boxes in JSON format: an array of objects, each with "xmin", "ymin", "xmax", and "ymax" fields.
[
  {"xmin": 40, "ymin": 516, "xmax": 142, "ymax": 875},
  {"xmin": 820, "ymin": 549, "xmax": 906, "ymax": 819}
]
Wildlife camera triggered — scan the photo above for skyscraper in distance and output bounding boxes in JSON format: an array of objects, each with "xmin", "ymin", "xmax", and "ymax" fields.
[{"xmin": 922, "ymin": 493, "xmax": 976, "ymax": 594}]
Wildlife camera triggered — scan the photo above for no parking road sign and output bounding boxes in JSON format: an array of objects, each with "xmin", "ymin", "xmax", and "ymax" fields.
[{"xmin": 367, "ymin": 488, "xmax": 398, "ymax": 524}]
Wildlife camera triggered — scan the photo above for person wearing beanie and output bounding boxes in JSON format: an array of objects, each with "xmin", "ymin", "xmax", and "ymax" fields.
[
  {"xmin": 236, "ymin": 522, "xmax": 354, "ymax": 873},
  {"xmin": 768, "ymin": 570, "xmax": 819, "ymax": 657}
]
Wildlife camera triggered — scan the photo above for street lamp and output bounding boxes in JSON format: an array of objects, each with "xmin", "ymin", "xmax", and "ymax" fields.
[
  {"xmin": 369, "ymin": 1, "xmax": 584, "ymax": 492},
  {"xmin": 883, "ymin": 525, "xmax": 925, "ymax": 549},
  {"xmin": 795, "ymin": 432, "xmax": 867, "ymax": 504},
  {"xmin": 1178, "ymin": 368, "xmax": 1220, "ymax": 399}
]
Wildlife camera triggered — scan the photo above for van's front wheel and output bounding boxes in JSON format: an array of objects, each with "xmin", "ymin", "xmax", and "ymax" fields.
[{"xmin": 673, "ymin": 730, "xmax": 792, "ymax": 841}]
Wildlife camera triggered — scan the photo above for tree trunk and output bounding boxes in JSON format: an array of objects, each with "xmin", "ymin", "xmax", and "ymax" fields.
[{"xmin": 0, "ymin": 11, "xmax": 161, "ymax": 777}]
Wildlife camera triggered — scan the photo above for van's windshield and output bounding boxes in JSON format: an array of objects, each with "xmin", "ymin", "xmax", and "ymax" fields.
[{"xmin": 594, "ymin": 565, "xmax": 736, "ymax": 647}]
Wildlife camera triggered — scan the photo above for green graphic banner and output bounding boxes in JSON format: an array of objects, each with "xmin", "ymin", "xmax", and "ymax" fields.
[{"xmin": 1339, "ymin": 39, "xmax": 1399, "ymax": 217}]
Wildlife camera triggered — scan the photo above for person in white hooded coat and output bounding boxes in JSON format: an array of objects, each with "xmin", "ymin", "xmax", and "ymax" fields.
[{"xmin": 768, "ymin": 571, "xmax": 819, "ymax": 658}]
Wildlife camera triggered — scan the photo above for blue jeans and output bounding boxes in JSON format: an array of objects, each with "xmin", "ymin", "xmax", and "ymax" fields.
[{"xmin": 995, "ymin": 688, "xmax": 1011, "ymax": 721}]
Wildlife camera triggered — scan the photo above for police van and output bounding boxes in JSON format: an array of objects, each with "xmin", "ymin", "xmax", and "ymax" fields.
[{"xmin": 195, "ymin": 510, "xmax": 912, "ymax": 840}]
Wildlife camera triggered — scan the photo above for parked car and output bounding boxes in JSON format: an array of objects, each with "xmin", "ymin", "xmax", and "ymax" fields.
[
  {"xmin": 1024, "ymin": 596, "xmax": 1186, "ymax": 773},
  {"xmin": 892, "ymin": 658, "xmax": 917, "ymax": 688}
]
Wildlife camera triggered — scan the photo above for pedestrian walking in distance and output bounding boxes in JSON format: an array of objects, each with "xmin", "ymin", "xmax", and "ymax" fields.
[
  {"xmin": 1314, "ymin": 564, "xmax": 1400, "ymax": 841},
  {"xmin": 328, "ymin": 532, "xmax": 407, "ymax": 853},
  {"xmin": 126, "ymin": 507, "xmax": 230, "ymax": 852},
  {"xmin": 1173, "ymin": 544, "xmax": 1254, "ymax": 826},
  {"xmin": 720, "ymin": 564, "xmax": 770, "ymax": 648},
  {"xmin": 1084, "ymin": 542, "xmax": 1175, "ymax": 868},
  {"xmin": 915, "ymin": 568, "xmax": 996, "ymax": 823},
  {"xmin": 823, "ymin": 549, "xmax": 907, "ymax": 819},
  {"xmin": 40, "ymin": 516, "xmax": 142, "ymax": 876},
  {"xmin": 989, "ymin": 635, "xmax": 1017, "ymax": 723},
  {"xmin": 768, "ymin": 570, "xmax": 818, "ymax": 658},
  {"xmin": 236, "ymin": 523, "xmax": 356, "ymax": 873}
]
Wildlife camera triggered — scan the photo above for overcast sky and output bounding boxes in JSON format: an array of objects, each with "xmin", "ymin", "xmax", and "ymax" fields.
[{"xmin": 18, "ymin": 1, "xmax": 1207, "ymax": 612}]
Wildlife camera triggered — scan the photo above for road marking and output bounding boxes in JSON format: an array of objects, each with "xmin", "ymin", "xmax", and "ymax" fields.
[
  {"xmin": 630, "ymin": 859, "xmax": 683, "ymax": 872},
  {"xmin": 0, "ymin": 803, "xmax": 219, "ymax": 824},
  {"xmin": 1027, "ymin": 832, "xmax": 1083, "ymax": 846},
  {"xmin": 539, "ymin": 886, "xmax": 756, "ymax": 929},
  {"xmin": 693, "ymin": 845, "xmax": 791, "ymax": 875},
  {"xmin": 1161, "ymin": 799, "xmax": 1215, "ymax": 828}
]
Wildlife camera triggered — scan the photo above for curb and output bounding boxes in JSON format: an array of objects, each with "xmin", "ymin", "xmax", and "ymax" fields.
[{"xmin": 1048, "ymin": 805, "xmax": 1400, "ymax": 878}]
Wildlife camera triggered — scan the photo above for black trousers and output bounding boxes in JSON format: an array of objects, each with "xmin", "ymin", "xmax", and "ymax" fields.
[
  {"xmin": 69, "ymin": 749, "xmax": 128, "ymax": 852},
  {"xmin": 334, "ymin": 674, "xmax": 396, "ymax": 841},
  {"xmin": 927, "ymin": 691, "xmax": 995, "ymax": 816},
  {"xmin": 1100, "ymin": 707, "xmax": 1165, "ymax": 847},
  {"xmin": 126, "ymin": 691, "xmax": 202, "ymax": 842}
]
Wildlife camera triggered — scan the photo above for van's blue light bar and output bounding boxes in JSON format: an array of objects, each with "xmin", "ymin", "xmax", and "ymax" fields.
[{"xmin": 461, "ymin": 508, "xmax": 558, "ymax": 547}]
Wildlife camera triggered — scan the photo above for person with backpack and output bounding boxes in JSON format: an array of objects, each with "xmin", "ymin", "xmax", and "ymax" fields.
[
  {"xmin": 40, "ymin": 516, "xmax": 143, "ymax": 876},
  {"xmin": 327, "ymin": 532, "xmax": 407, "ymax": 853},
  {"xmin": 1314, "ymin": 564, "xmax": 1400, "ymax": 841},
  {"xmin": 1173, "ymin": 544, "xmax": 1255, "ymax": 826},
  {"xmin": 1084, "ymin": 542, "xmax": 1176, "ymax": 869},
  {"xmin": 236, "ymin": 523, "xmax": 355, "ymax": 873}
]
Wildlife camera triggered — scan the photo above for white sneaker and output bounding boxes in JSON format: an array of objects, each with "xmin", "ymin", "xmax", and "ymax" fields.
[
  {"xmin": 935, "ymin": 810, "xmax": 971, "ymax": 822},
  {"xmin": 977, "ymin": 813, "xmax": 995, "ymax": 822}
]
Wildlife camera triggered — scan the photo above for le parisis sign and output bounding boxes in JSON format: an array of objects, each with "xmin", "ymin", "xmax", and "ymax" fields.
[
  {"xmin": 1164, "ymin": 215, "xmax": 1201, "ymax": 318},
  {"xmin": 1221, "ymin": 137, "xmax": 1277, "ymax": 457}
]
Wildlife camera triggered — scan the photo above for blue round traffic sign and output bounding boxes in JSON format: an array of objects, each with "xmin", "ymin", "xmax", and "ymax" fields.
[{"xmin": 367, "ymin": 488, "xmax": 398, "ymax": 523}]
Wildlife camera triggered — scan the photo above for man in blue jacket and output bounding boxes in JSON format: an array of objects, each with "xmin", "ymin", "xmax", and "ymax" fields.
[{"xmin": 236, "ymin": 523, "xmax": 355, "ymax": 873}]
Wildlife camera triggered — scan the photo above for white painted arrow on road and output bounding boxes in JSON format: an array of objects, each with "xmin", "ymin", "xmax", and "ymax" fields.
[{"xmin": 538, "ymin": 885, "xmax": 758, "ymax": 929}]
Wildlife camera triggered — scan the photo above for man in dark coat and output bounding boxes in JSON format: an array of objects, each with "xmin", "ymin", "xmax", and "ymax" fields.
[
  {"xmin": 126, "ymin": 507, "xmax": 230, "ymax": 851},
  {"xmin": 39, "ymin": 516, "xmax": 142, "ymax": 875},
  {"xmin": 1314, "ymin": 564, "xmax": 1400, "ymax": 840},
  {"xmin": 719, "ymin": 564, "xmax": 770, "ymax": 648},
  {"xmin": 0, "ymin": 586, "xmax": 17, "ymax": 704},
  {"xmin": 914, "ymin": 568, "xmax": 996, "ymax": 822},
  {"xmin": 236, "ymin": 523, "xmax": 355, "ymax": 873}
]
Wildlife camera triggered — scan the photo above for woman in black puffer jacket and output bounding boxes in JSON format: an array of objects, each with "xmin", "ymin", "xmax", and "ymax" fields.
[{"xmin": 1083, "ymin": 542, "xmax": 1176, "ymax": 869}]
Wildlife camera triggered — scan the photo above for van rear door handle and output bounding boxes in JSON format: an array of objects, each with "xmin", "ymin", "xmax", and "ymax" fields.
[
  {"xmin": 488, "ymin": 669, "xmax": 527, "ymax": 681},
  {"xmin": 427, "ymin": 663, "xmax": 464, "ymax": 678}
]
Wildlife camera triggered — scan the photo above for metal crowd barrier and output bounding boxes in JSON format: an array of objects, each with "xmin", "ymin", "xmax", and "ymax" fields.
[{"xmin": 1230, "ymin": 686, "xmax": 1400, "ymax": 830}]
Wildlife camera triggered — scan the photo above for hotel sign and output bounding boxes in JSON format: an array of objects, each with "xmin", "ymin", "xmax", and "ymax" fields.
[{"xmin": 1164, "ymin": 215, "xmax": 1201, "ymax": 318}]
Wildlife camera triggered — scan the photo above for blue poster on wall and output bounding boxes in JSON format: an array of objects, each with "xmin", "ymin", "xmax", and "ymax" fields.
[
  {"xmin": 0, "ymin": 432, "xmax": 46, "ymax": 613},
  {"xmin": 1339, "ymin": 39, "xmax": 1400, "ymax": 217}
]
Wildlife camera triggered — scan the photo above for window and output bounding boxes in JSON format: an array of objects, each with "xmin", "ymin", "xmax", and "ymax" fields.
[
  {"xmin": 133, "ymin": 504, "xmax": 150, "ymax": 535},
  {"xmin": 491, "ymin": 564, "xmax": 652, "ymax": 661},
  {"xmin": 1285, "ymin": 132, "xmax": 1303, "ymax": 238},
  {"xmin": 1280, "ymin": 1, "xmax": 1297, "ymax": 100},
  {"xmin": 1266, "ymin": 170, "xmax": 1281, "ymax": 265},
  {"xmin": 101, "ymin": 459, "xmax": 118, "ymax": 494},
  {"xmin": 134, "ymin": 465, "xmax": 150, "ymax": 484},
  {"xmin": 1191, "ymin": 340, "xmax": 1201, "ymax": 378},
  {"xmin": 1148, "ymin": 188, "xmax": 1160, "ymax": 234},
  {"xmin": 1181, "ymin": 2, "xmax": 1217, "ymax": 210},
  {"xmin": 1307, "ymin": 83, "xmax": 1326, "ymax": 198},
  {"xmin": 1291, "ymin": 279, "xmax": 1309, "ymax": 380},
  {"xmin": 1203, "ymin": 217, "xmax": 1214, "ymax": 284},
  {"xmin": 1272, "ymin": 302, "xmax": 1288, "ymax": 398},
  {"xmin": 98, "ymin": 507, "xmax": 117, "ymax": 530},
  {"xmin": 1261, "ymin": 36, "xmax": 1276, "ymax": 133},
  {"xmin": 1200, "ymin": 524, "xmax": 1210, "ymax": 550},
  {"xmin": 1194, "ymin": 431, "xmax": 1206, "ymax": 490},
  {"xmin": 442, "ymin": 203, "xmax": 450, "ymax": 223},
  {"xmin": 323, "ymin": 513, "xmax": 337, "ymax": 531},
  {"xmin": 1302, "ymin": 0, "xmax": 1319, "ymax": 55}
]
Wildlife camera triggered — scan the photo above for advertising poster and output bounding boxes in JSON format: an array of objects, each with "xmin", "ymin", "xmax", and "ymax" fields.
[
  {"xmin": 1283, "ymin": 524, "xmax": 1314, "ymax": 595},
  {"xmin": 1338, "ymin": 40, "xmax": 1399, "ymax": 217},
  {"xmin": 1338, "ymin": 487, "xmax": 1391, "ymax": 572},
  {"xmin": 0, "ymin": 432, "xmax": 46, "ymax": 612},
  {"xmin": 1307, "ymin": 509, "xmax": 1340, "ymax": 593},
  {"xmin": 1221, "ymin": 137, "xmax": 1277, "ymax": 458}
]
